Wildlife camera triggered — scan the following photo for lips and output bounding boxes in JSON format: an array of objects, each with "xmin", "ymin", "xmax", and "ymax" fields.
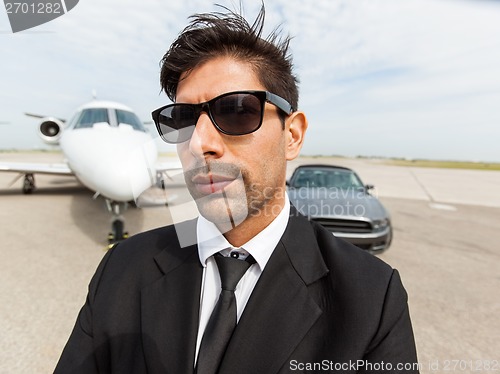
[
  {"xmin": 184, "ymin": 162, "xmax": 242, "ymax": 196},
  {"xmin": 191, "ymin": 173, "xmax": 237, "ymax": 194}
]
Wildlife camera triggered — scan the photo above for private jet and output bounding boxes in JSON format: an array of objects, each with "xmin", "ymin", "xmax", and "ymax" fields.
[{"xmin": 0, "ymin": 100, "xmax": 181, "ymax": 244}]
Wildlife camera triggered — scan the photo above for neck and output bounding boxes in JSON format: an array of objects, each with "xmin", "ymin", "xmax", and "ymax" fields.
[{"xmin": 221, "ymin": 196, "xmax": 286, "ymax": 248}]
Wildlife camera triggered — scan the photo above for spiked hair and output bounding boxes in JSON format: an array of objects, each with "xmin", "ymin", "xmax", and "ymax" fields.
[{"xmin": 159, "ymin": 5, "xmax": 299, "ymax": 113}]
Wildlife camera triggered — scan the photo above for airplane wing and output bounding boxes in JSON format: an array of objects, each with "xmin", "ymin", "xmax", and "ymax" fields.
[
  {"xmin": 155, "ymin": 161, "xmax": 183, "ymax": 173},
  {"xmin": 0, "ymin": 161, "xmax": 179, "ymax": 176},
  {"xmin": 0, "ymin": 162, "xmax": 73, "ymax": 176},
  {"xmin": 154, "ymin": 160, "xmax": 183, "ymax": 185},
  {"xmin": 135, "ymin": 160, "xmax": 184, "ymax": 208}
]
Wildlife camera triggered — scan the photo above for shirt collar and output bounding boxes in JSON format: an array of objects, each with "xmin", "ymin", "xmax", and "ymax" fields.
[{"xmin": 197, "ymin": 194, "xmax": 290, "ymax": 271}]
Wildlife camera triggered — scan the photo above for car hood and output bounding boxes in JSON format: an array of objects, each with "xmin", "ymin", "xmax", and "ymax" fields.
[{"xmin": 288, "ymin": 187, "xmax": 388, "ymax": 220}]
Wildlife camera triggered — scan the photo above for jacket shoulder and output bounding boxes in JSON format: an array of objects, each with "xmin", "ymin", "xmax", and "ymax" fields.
[
  {"xmin": 110, "ymin": 218, "xmax": 196, "ymax": 260},
  {"xmin": 289, "ymin": 214, "xmax": 403, "ymax": 307},
  {"xmin": 310, "ymin": 218, "xmax": 395, "ymax": 278},
  {"xmin": 286, "ymin": 211, "xmax": 394, "ymax": 281},
  {"xmin": 89, "ymin": 220, "xmax": 197, "ymax": 299}
]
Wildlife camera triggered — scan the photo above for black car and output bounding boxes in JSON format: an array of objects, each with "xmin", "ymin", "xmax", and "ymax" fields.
[{"xmin": 287, "ymin": 164, "xmax": 392, "ymax": 253}]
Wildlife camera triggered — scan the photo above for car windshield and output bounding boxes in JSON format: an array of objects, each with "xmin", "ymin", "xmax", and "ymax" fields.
[{"xmin": 292, "ymin": 168, "xmax": 364, "ymax": 189}]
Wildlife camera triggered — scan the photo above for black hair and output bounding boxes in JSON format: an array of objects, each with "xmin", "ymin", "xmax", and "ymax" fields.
[{"xmin": 159, "ymin": 4, "xmax": 299, "ymax": 114}]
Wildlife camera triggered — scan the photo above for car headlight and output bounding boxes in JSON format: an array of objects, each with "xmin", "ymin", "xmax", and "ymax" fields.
[{"xmin": 372, "ymin": 218, "xmax": 389, "ymax": 231}]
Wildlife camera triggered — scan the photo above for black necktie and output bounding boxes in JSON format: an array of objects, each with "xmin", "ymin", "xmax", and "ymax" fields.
[{"xmin": 196, "ymin": 253, "xmax": 256, "ymax": 374}]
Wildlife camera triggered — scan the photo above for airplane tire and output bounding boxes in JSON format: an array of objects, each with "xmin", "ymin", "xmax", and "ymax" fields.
[
  {"xmin": 112, "ymin": 219, "xmax": 124, "ymax": 241},
  {"xmin": 22, "ymin": 175, "xmax": 35, "ymax": 194}
]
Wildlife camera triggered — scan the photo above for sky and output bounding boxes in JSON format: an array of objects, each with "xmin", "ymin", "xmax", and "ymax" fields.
[{"xmin": 1, "ymin": 0, "xmax": 500, "ymax": 162}]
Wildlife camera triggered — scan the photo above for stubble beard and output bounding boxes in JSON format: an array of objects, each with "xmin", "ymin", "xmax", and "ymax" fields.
[
  {"xmin": 184, "ymin": 162, "xmax": 249, "ymax": 234},
  {"xmin": 183, "ymin": 161, "xmax": 280, "ymax": 234}
]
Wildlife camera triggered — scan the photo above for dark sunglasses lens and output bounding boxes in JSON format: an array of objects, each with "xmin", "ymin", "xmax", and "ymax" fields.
[
  {"xmin": 212, "ymin": 93, "xmax": 263, "ymax": 135},
  {"xmin": 157, "ymin": 105, "xmax": 196, "ymax": 143}
]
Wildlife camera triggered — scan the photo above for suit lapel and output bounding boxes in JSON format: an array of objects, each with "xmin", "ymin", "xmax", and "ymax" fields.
[
  {"xmin": 141, "ymin": 220, "xmax": 202, "ymax": 374},
  {"xmin": 219, "ymin": 212, "xmax": 329, "ymax": 374}
]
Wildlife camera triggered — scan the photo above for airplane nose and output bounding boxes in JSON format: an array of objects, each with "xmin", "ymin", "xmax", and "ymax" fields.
[
  {"xmin": 96, "ymin": 143, "xmax": 157, "ymax": 202},
  {"xmin": 60, "ymin": 126, "xmax": 158, "ymax": 202}
]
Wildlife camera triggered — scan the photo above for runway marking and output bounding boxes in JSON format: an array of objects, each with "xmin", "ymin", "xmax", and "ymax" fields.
[
  {"xmin": 429, "ymin": 203, "xmax": 457, "ymax": 211},
  {"xmin": 409, "ymin": 169, "xmax": 435, "ymax": 202}
]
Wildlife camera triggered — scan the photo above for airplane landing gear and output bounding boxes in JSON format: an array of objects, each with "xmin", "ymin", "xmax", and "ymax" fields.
[
  {"xmin": 106, "ymin": 200, "xmax": 129, "ymax": 246},
  {"xmin": 22, "ymin": 174, "xmax": 35, "ymax": 194},
  {"xmin": 108, "ymin": 218, "xmax": 128, "ymax": 245}
]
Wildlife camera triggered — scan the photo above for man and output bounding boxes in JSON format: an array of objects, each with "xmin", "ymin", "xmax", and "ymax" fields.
[{"xmin": 55, "ymin": 5, "xmax": 419, "ymax": 374}]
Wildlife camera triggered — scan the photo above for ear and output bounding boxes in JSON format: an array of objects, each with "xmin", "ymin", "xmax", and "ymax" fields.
[{"xmin": 285, "ymin": 111, "xmax": 308, "ymax": 161}]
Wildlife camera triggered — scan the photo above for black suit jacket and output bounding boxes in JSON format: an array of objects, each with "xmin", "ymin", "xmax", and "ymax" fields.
[{"xmin": 55, "ymin": 211, "xmax": 419, "ymax": 373}]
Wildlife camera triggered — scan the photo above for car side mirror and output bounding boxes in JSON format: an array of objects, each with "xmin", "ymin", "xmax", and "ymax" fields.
[{"xmin": 365, "ymin": 184, "xmax": 374, "ymax": 190}]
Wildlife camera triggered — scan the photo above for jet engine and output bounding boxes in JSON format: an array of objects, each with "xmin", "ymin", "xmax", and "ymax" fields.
[{"xmin": 38, "ymin": 117, "xmax": 64, "ymax": 145}]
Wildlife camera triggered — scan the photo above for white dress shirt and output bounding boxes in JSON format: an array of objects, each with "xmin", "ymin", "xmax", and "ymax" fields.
[{"xmin": 194, "ymin": 196, "xmax": 291, "ymax": 362}]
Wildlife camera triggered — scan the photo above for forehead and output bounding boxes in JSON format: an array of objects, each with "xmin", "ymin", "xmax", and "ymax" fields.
[{"xmin": 176, "ymin": 57, "xmax": 265, "ymax": 103}]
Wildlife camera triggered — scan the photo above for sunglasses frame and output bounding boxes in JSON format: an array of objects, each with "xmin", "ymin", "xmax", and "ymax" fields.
[{"xmin": 151, "ymin": 90, "xmax": 293, "ymax": 144}]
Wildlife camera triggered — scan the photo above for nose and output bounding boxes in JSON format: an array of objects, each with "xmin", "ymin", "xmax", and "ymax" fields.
[{"xmin": 188, "ymin": 111, "xmax": 224, "ymax": 160}]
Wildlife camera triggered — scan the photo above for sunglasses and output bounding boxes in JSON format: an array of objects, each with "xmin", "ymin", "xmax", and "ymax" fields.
[{"xmin": 151, "ymin": 90, "xmax": 293, "ymax": 144}]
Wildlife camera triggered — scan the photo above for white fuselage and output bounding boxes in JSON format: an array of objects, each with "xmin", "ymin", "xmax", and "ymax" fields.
[{"xmin": 59, "ymin": 101, "xmax": 158, "ymax": 202}]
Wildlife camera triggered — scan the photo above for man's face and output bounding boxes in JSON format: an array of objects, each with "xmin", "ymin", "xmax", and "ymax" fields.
[{"xmin": 175, "ymin": 56, "xmax": 289, "ymax": 234}]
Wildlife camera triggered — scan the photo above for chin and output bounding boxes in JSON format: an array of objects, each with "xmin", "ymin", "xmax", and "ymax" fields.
[{"xmin": 196, "ymin": 197, "xmax": 249, "ymax": 232}]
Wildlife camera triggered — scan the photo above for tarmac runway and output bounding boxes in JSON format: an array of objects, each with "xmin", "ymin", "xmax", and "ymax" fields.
[{"xmin": 0, "ymin": 152, "xmax": 499, "ymax": 373}]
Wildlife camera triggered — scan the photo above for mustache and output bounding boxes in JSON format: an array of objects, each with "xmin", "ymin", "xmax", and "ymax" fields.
[{"xmin": 183, "ymin": 161, "xmax": 243, "ymax": 181}]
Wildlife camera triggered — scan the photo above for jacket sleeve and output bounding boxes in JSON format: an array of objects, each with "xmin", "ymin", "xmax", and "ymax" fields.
[
  {"xmin": 361, "ymin": 269, "xmax": 420, "ymax": 374},
  {"xmin": 53, "ymin": 245, "xmax": 117, "ymax": 374}
]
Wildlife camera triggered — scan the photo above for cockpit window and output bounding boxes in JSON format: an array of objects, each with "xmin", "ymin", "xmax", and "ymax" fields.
[
  {"xmin": 66, "ymin": 111, "xmax": 81, "ymax": 129},
  {"xmin": 116, "ymin": 110, "xmax": 146, "ymax": 132},
  {"xmin": 74, "ymin": 108, "xmax": 109, "ymax": 129}
]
